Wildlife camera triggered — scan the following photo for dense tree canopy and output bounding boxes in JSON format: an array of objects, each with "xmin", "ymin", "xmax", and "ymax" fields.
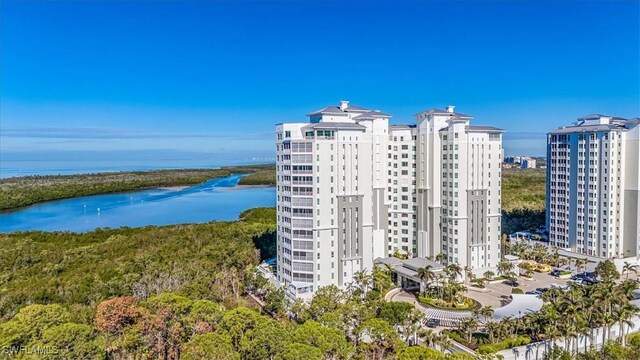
[
  {"xmin": 0, "ymin": 206, "xmax": 469, "ymax": 359},
  {"xmin": 0, "ymin": 208, "xmax": 276, "ymax": 319}
]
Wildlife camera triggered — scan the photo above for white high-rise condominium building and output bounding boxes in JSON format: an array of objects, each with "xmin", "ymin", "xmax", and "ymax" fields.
[
  {"xmin": 414, "ymin": 108, "xmax": 504, "ymax": 271},
  {"xmin": 547, "ymin": 114, "xmax": 640, "ymax": 259},
  {"xmin": 276, "ymin": 101, "xmax": 503, "ymax": 299}
]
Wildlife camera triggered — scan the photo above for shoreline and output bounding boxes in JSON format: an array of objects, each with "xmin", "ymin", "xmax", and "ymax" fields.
[
  {"xmin": 0, "ymin": 165, "xmax": 276, "ymax": 211},
  {"xmin": 0, "ymin": 182, "xmax": 276, "ymax": 214},
  {"xmin": 230, "ymin": 184, "xmax": 273, "ymax": 190},
  {"xmin": 157, "ymin": 184, "xmax": 273, "ymax": 192}
]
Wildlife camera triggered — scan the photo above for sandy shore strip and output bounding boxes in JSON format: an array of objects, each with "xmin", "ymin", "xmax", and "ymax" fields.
[
  {"xmin": 230, "ymin": 185, "xmax": 274, "ymax": 190},
  {"xmin": 157, "ymin": 185, "xmax": 191, "ymax": 191}
]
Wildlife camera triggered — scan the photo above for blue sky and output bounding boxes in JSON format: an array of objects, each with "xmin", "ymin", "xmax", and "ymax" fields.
[{"xmin": 1, "ymin": 0, "xmax": 638, "ymax": 159}]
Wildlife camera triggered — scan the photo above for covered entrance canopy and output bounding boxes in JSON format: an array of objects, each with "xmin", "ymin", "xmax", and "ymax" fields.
[{"xmin": 375, "ymin": 256, "xmax": 446, "ymax": 291}]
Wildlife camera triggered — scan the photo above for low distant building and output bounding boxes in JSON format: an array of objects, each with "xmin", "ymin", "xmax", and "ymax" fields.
[
  {"xmin": 505, "ymin": 156, "xmax": 537, "ymax": 169},
  {"xmin": 504, "ymin": 156, "xmax": 522, "ymax": 164},
  {"xmin": 521, "ymin": 157, "xmax": 536, "ymax": 169}
]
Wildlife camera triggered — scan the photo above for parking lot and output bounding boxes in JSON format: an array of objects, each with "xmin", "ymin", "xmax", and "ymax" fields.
[{"xmin": 465, "ymin": 271, "xmax": 571, "ymax": 308}]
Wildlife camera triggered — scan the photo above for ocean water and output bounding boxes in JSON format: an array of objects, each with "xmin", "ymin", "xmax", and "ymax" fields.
[{"xmin": 0, "ymin": 174, "xmax": 276, "ymax": 233}]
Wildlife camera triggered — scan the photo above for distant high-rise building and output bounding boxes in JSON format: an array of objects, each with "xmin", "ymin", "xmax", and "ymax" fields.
[
  {"xmin": 276, "ymin": 101, "xmax": 503, "ymax": 299},
  {"xmin": 546, "ymin": 114, "xmax": 640, "ymax": 259}
]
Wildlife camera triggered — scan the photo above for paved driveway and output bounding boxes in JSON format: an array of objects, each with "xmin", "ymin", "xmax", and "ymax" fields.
[
  {"xmin": 387, "ymin": 271, "xmax": 571, "ymax": 329},
  {"xmin": 466, "ymin": 272, "xmax": 570, "ymax": 308}
]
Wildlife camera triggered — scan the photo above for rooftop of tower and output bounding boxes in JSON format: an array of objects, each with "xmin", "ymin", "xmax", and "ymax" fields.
[
  {"xmin": 389, "ymin": 124, "xmax": 417, "ymax": 129},
  {"xmin": 306, "ymin": 100, "xmax": 368, "ymax": 116},
  {"xmin": 306, "ymin": 100, "xmax": 391, "ymax": 118},
  {"xmin": 414, "ymin": 105, "xmax": 472, "ymax": 119},
  {"xmin": 549, "ymin": 114, "xmax": 640, "ymax": 134}
]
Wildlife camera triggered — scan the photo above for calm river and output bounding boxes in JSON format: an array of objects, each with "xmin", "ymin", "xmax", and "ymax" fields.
[{"xmin": 0, "ymin": 174, "xmax": 276, "ymax": 233}]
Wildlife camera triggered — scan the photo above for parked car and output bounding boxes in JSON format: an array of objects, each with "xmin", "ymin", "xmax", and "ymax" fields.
[
  {"xmin": 582, "ymin": 278, "xmax": 601, "ymax": 286},
  {"xmin": 426, "ymin": 318, "xmax": 439, "ymax": 328},
  {"xmin": 572, "ymin": 273, "xmax": 588, "ymax": 280},
  {"xmin": 536, "ymin": 287, "xmax": 549, "ymax": 293},
  {"xmin": 550, "ymin": 269, "xmax": 561, "ymax": 277},
  {"xmin": 503, "ymin": 279, "xmax": 520, "ymax": 287},
  {"xmin": 526, "ymin": 290, "xmax": 542, "ymax": 295}
]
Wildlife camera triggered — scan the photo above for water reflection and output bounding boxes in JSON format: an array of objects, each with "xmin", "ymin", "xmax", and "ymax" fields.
[{"xmin": 0, "ymin": 175, "xmax": 275, "ymax": 233}]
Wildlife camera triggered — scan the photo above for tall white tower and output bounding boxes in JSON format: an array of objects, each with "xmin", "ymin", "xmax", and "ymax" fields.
[
  {"xmin": 276, "ymin": 102, "xmax": 504, "ymax": 298},
  {"xmin": 547, "ymin": 115, "xmax": 640, "ymax": 259}
]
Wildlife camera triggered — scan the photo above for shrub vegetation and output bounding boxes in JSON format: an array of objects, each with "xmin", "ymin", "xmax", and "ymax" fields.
[
  {"xmin": 0, "ymin": 208, "xmax": 276, "ymax": 319},
  {"xmin": 418, "ymin": 295, "xmax": 476, "ymax": 310},
  {"xmin": 501, "ymin": 168, "xmax": 546, "ymax": 234},
  {"xmin": 0, "ymin": 207, "xmax": 472, "ymax": 360}
]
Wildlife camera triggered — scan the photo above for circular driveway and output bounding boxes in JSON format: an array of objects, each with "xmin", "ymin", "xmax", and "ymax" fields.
[
  {"xmin": 389, "ymin": 290, "xmax": 473, "ymax": 327},
  {"xmin": 389, "ymin": 271, "xmax": 564, "ymax": 326}
]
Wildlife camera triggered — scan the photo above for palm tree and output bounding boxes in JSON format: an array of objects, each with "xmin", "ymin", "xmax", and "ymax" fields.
[
  {"xmin": 400, "ymin": 308, "xmax": 424, "ymax": 342},
  {"xmin": 472, "ymin": 307, "xmax": 480, "ymax": 321},
  {"xmin": 383, "ymin": 263, "xmax": 394, "ymax": 277},
  {"xmin": 464, "ymin": 265, "xmax": 473, "ymax": 284},
  {"xmin": 435, "ymin": 253, "xmax": 446, "ymax": 264},
  {"xmin": 497, "ymin": 260, "xmax": 514, "ymax": 278},
  {"xmin": 551, "ymin": 247, "xmax": 560, "ymax": 267},
  {"xmin": 622, "ymin": 261, "xmax": 638, "ymax": 280},
  {"xmin": 458, "ymin": 317, "xmax": 479, "ymax": 344},
  {"xmin": 472, "ymin": 277, "xmax": 486, "ymax": 289},
  {"xmin": 479, "ymin": 306, "xmax": 495, "ymax": 323},
  {"xmin": 447, "ymin": 263, "xmax": 463, "ymax": 282},
  {"xmin": 372, "ymin": 265, "xmax": 391, "ymax": 293},
  {"xmin": 345, "ymin": 281, "xmax": 356, "ymax": 297},
  {"xmin": 543, "ymin": 324, "xmax": 562, "ymax": 356},
  {"xmin": 573, "ymin": 258, "xmax": 586, "ymax": 276},
  {"xmin": 533, "ymin": 244, "xmax": 550, "ymax": 264},
  {"xmin": 557, "ymin": 316, "xmax": 572, "ymax": 352},
  {"xmin": 519, "ymin": 262, "xmax": 534, "ymax": 277},
  {"xmin": 352, "ymin": 270, "xmax": 371, "ymax": 298},
  {"xmin": 435, "ymin": 334, "xmax": 453, "ymax": 353},
  {"xmin": 578, "ymin": 292, "xmax": 598, "ymax": 351},
  {"xmin": 576, "ymin": 318, "xmax": 593, "ymax": 354},
  {"xmin": 501, "ymin": 233, "xmax": 509, "ymax": 256},
  {"xmin": 416, "ymin": 265, "xmax": 434, "ymax": 295},
  {"xmin": 417, "ymin": 328, "xmax": 437, "ymax": 347},
  {"xmin": 435, "ymin": 272, "xmax": 446, "ymax": 300},
  {"xmin": 483, "ymin": 270, "xmax": 495, "ymax": 281},
  {"xmin": 484, "ymin": 321, "xmax": 501, "ymax": 344},
  {"xmin": 620, "ymin": 304, "xmax": 638, "ymax": 347},
  {"xmin": 592, "ymin": 281, "xmax": 617, "ymax": 344}
]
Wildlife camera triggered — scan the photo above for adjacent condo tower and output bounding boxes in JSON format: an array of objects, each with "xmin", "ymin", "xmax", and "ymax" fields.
[
  {"xmin": 547, "ymin": 115, "xmax": 640, "ymax": 259},
  {"xmin": 276, "ymin": 101, "xmax": 504, "ymax": 299}
]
